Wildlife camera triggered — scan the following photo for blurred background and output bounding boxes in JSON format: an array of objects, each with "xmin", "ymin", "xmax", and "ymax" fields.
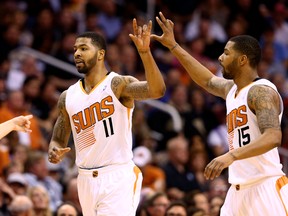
[{"xmin": 0, "ymin": 0, "xmax": 287, "ymax": 215}]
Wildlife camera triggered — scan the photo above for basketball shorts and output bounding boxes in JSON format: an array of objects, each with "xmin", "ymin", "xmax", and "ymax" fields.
[
  {"xmin": 77, "ymin": 161, "xmax": 143, "ymax": 216},
  {"xmin": 220, "ymin": 175, "xmax": 288, "ymax": 216}
]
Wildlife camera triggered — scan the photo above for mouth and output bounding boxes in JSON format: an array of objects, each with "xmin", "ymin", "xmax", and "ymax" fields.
[{"xmin": 75, "ymin": 59, "xmax": 84, "ymax": 64}]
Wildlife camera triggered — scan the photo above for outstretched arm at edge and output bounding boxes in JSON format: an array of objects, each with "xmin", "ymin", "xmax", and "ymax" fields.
[
  {"xmin": 0, "ymin": 115, "xmax": 33, "ymax": 139},
  {"xmin": 151, "ymin": 12, "xmax": 233, "ymax": 99}
]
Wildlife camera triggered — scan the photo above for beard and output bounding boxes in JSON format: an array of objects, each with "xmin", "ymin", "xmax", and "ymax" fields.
[
  {"xmin": 76, "ymin": 54, "xmax": 97, "ymax": 74},
  {"xmin": 222, "ymin": 59, "xmax": 238, "ymax": 79}
]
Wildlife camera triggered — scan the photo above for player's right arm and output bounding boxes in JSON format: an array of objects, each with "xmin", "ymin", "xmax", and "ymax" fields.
[
  {"xmin": 151, "ymin": 12, "xmax": 233, "ymax": 99},
  {"xmin": 48, "ymin": 90, "xmax": 71, "ymax": 164}
]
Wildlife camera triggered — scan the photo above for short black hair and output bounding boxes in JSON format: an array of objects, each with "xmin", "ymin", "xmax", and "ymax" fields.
[
  {"xmin": 229, "ymin": 35, "xmax": 261, "ymax": 68},
  {"xmin": 77, "ymin": 32, "xmax": 107, "ymax": 51}
]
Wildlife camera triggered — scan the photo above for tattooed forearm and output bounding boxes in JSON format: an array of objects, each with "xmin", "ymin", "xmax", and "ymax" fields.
[
  {"xmin": 125, "ymin": 82, "xmax": 150, "ymax": 100},
  {"xmin": 51, "ymin": 91, "xmax": 71, "ymax": 146},
  {"xmin": 113, "ymin": 76, "xmax": 151, "ymax": 101},
  {"xmin": 248, "ymin": 86, "xmax": 281, "ymax": 133}
]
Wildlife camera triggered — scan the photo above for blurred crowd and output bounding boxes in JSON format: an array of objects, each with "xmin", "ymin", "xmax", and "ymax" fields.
[{"xmin": 0, "ymin": 0, "xmax": 288, "ymax": 215}]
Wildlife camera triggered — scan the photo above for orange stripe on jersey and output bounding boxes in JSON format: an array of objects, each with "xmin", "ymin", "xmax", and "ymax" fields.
[
  {"xmin": 133, "ymin": 166, "xmax": 141, "ymax": 195},
  {"xmin": 276, "ymin": 176, "xmax": 288, "ymax": 215},
  {"xmin": 76, "ymin": 126, "xmax": 96, "ymax": 151}
]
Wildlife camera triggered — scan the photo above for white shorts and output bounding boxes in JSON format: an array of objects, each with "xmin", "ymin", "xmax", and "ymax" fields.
[
  {"xmin": 220, "ymin": 175, "xmax": 288, "ymax": 216},
  {"xmin": 77, "ymin": 161, "xmax": 143, "ymax": 216}
]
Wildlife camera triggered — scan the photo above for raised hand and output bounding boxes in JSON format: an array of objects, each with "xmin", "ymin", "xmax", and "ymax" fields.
[
  {"xmin": 48, "ymin": 146, "xmax": 71, "ymax": 164},
  {"xmin": 129, "ymin": 18, "xmax": 152, "ymax": 53},
  {"xmin": 150, "ymin": 12, "xmax": 177, "ymax": 50}
]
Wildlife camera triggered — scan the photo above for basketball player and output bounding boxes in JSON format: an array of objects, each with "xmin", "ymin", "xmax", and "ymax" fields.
[
  {"xmin": 152, "ymin": 12, "xmax": 288, "ymax": 215},
  {"xmin": 48, "ymin": 18, "xmax": 166, "ymax": 216},
  {"xmin": 0, "ymin": 115, "xmax": 32, "ymax": 139}
]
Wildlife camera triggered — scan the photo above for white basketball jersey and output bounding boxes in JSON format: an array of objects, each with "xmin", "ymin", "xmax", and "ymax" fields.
[
  {"xmin": 226, "ymin": 78, "xmax": 285, "ymax": 185},
  {"xmin": 66, "ymin": 72, "xmax": 134, "ymax": 168}
]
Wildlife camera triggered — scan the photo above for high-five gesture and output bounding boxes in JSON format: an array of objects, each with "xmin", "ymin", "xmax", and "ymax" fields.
[
  {"xmin": 129, "ymin": 18, "xmax": 152, "ymax": 52},
  {"xmin": 151, "ymin": 12, "xmax": 177, "ymax": 50}
]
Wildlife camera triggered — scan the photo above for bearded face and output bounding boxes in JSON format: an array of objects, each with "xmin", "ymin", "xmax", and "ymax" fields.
[
  {"xmin": 75, "ymin": 52, "xmax": 97, "ymax": 74},
  {"xmin": 222, "ymin": 57, "xmax": 238, "ymax": 80}
]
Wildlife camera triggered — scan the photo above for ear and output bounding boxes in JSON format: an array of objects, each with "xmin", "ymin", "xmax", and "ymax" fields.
[
  {"xmin": 98, "ymin": 49, "xmax": 105, "ymax": 60},
  {"xmin": 239, "ymin": 55, "xmax": 247, "ymax": 66}
]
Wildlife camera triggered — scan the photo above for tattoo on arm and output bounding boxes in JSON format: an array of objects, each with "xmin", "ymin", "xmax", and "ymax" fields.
[
  {"xmin": 125, "ymin": 81, "xmax": 149, "ymax": 100},
  {"xmin": 112, "ymin": 76, "xmax": 150, "ymax": 100},
  {"xmin": 52, "ymin": 91, "xmax": 71, "ymax": 146},
  {"xmin": 248, "ymin": 86, "xmax": 281, "ymax": 133},
  {"xmin": 207, "ymin": 77, "xmax": 234, "ymax": 98}
]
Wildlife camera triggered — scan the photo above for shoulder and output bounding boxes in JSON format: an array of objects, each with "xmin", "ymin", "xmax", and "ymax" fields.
[
  {"xmin": 59, "ymin": 90, "xmax": 67, "ymax": 102},
  {"xmin": 248, "ymin": 84, "xmax": 281, "ymax": 112},
  {"xmin": 111, "ymin": 75, "xmax": 138, "ymax": 86},
  {"xmin": 57, "ymin": 90, "xmax": 67, "ymax": 109},
  {"xmin": 248, "ymin": 83, "xmax": 278, "ymax": 98}
]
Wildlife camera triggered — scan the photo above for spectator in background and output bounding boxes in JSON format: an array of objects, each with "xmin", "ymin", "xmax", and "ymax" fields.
[
  {"xmin": 185, "ymin": 11, "xmax": 227, "ymax": 60},
  {"xmin": 271, "ymin": 2, "xmax": 288, "ymax": 49},
  {"xmin": 27, "ymin": 185, "xmax": 53, "ymax": 216},
  {"xmin": 165, "ymin": 200, "xmax": 188, "ymax": 216},
  {"xmin": 259, "ymin": 25, "xmax": 288, "ymax": 69},
  {"xmin": 55, "ymin": 202, "xmax": 79, "ymax": 216},
  {"xmin": 62, "ymin": 177, "xmax": 81, "ymax": 215},
  {"xmin": 162, "ymin": 136, "xmax": 201, "ymax": 201},
  {"xmin": 8, "ymin": 195, "xmax": 33, "ymax": 216},
  {"xmin": 260, "ymin": 42, "xmax": 287, "ymax": 77},
  {"xmin": 44, "ymin": 33, "xmax": 80, "ymax": 92},
  {"xmin": 24, "ymin": 151, "xmax": 63, "ymax": 212},
  {"xmin": 207, "ymin": 103, "xmax": 229, "ymax": 157},
  {"xmin": 31, "ymin": 8, "xmax": 58, "ymax": 54},
  {"xmin": 6, "ymin": 55, "xmax": 43, "ymax": 92},
  {"xmin": 207, "ymin": 176, "xmax": 229, "ymax": 201},
  {"xmin": 209, "ymin": 195, "xmax": 224, "ymax": 216},
  {"xmin": 6, "ymin": 172, "xmax": 28, "ymax": 196},
  {"xmin": 133, "ymin": 146, "xmax": 166, "ymax": 192},
  {"xmin": 0, "ymin": 90, "xmax": 46, "ymax": 150},
  {"xmin": 183, "ymin": 190, "xmax": 210, "ymax": 216},
  {"xmin": 97, "ymin": 0, "xmax": 122, "ymax": 42},
  {"xmin": 0, "ymin": 24, "xmax": 21, "ymax": 63},
  {"xmin": 188, "ymin": 150, "xmax": 210, "ymax": 192},
  {"xmin": 145, "ymin": 192, "xmax": 170, "ymax": 216},
  {"xmin": 22, "ymin": 75, "xmax": 42, "ymax": 113}
]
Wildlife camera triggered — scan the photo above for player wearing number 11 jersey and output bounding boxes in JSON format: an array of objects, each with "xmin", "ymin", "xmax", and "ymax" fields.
[
  {"xmin": 66, "ymin": 71, "xmax": 134, "ymax": 168},
  {"xmin": 48, "ymin": 18, "xmax": 166, "ymax": 216}
]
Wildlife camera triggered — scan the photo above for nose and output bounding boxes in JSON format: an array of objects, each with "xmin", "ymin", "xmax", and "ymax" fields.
[
  {"xmin": 74, "ymin": 50, "xmax": 81, "ymax": 58},
  {"xmin": 218, "ymin": 54, "xmax": 223, "ymax": 62}
]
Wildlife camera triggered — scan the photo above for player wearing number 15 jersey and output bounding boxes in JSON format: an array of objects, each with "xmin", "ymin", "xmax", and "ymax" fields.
[
  {"xmin": 152, "ymin": 12, "xmax": 288, "ymax": 216},
  {"xmin": 226, "ymin": 78, "xmax": 285, "ymax": 185},
  {"xmin": 48, "ymin": 18, "xmax": 166, "ymax": 216}
]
